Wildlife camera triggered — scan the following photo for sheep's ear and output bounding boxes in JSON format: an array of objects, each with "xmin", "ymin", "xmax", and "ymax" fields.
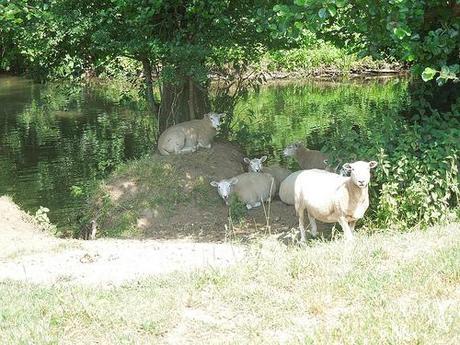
[
  {"xmin": 210, "ymin": 181, "xmax": 219, "ymax": 187},
  {"xmin": 260, "ymin": 156, "xmax": 267, "ymax": 162},
  {"xmin": 369, "ymin": 161, "xmax": 378, "ymax": 169},
  {"xmin": 343, "ymin": 163, "xmax": 353, "ymax": 172},
  {"xmin": 243, "ymin": 157, "xmax": 250, "ymax": 164},
  {"xmin": 230, "ymin": 177, "xmax": 238, "ymax": 185}
]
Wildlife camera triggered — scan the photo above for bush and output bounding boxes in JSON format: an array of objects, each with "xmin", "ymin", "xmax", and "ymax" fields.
[
  {"xmin": 322, "ymin": 112, "xmax": 459, "ymax": 230},
  {"xmin": 262, "ymin": 42, "xmax": 390, "ymax": 74}
]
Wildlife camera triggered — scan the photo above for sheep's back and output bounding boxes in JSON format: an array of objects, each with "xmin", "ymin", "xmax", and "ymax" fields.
[
  {"xmin": 279, "ymin": 170, "xmax": 303, "ymax": 205},
  {"xmin": 166, "ymin": 119, "xmax": 214, "ymax": 139},
  {"xmin": 263, "ymin": 166, "xmax": 291, "ymax": 186},
  {"xmin": 234, "ymin": 172, "xmax": 275, "ymax": 203},
  {"xmin": 295, "ymin": 170, "xmax": 346, "ymax": 215},
  {"xmin": 299, "ymin": 150, "xmax": 328, "ymax": 170}
]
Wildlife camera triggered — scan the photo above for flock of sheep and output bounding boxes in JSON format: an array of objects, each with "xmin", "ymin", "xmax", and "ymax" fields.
[{"xmin": 158, "ymin": 112, "xmax": 378, "ymax": 241}]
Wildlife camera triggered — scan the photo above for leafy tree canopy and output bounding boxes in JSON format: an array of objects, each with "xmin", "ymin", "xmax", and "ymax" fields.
[{"xmin": 275, "ymin": 0, "xmax": 460, "ymax": 87}]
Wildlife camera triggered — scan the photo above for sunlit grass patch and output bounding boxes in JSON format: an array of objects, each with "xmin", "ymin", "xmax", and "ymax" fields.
[{"xmin": 1, "ymin": 224, "xmax": 458, "ymax": 344}]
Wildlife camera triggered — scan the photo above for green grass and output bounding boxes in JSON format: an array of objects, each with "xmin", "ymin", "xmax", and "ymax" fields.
[
  {"xmin": 1, "ymin": 224, "xmax": 459, "ymax": 344},
  {"xmin": 261, "ymin": 42, "xmax": 399, "ymax": 75},
  {"xmin": 84, "ymin": 154, "xmax": 223, "ymax": 238}
]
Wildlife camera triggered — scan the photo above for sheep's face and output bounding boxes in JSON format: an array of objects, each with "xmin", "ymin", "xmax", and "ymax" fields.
[
  {"xmin": 343, "ymin": 161, "xmax": 378, "ymax": 189},
  {"xmin": 283, "ymin": 143, "xmax": 301, "ymax": 157},
  {"xmin": 206, "ymin": 113, "xmax": 225, "ymax": 130},
  {"xmin": 243, "ymin": 156, "xmax": 267, "ymax": 172},
  {"xmin": 210, "ymin": 178, "xmax": 238, "ymax": 205}
]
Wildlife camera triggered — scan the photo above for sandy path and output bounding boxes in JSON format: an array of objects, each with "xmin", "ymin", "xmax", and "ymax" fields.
[
  {"xmin": 0, "ymin": 196, "xmax": 244, "ymax": 286},
  {"xmin": 0, "ymin": 239, "xmax": 244, "ymax": 286}
]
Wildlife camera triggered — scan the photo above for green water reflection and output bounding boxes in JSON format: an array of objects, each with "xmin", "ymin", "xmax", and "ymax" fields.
[
  {"xmin": 0, "ymin": 76, "xmax": 155, "ymax": 226},
  {"xmin": 231, "ymin": 78, "xmax": 408, "ymax": 165}
]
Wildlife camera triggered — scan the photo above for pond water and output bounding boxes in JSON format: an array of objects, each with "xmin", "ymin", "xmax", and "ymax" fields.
[{"xmin": 0, "ymin": 75, "xmax": 407, "ymax": 228}]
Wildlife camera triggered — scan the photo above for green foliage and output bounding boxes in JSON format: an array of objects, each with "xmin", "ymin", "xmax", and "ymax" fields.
[
  {"xmin": 275, "ymin": 0, "xmax": 460, "ymax": 121},
  {"xmin": 34, "ymin": 206, "xmax": 57, "ymax": 233},
  {"xmin": 228, "ymin": 195, "xmax": 248, "ymax": 223},
  {"xmin": 261, "ymin": 40, "xmax": 396, "ymax": 75},
  {"xmin": 422, "ymin": 64, "xmax": 460, "ymax": 85},
  {"xmin": 322, "ymin": 112, "xmax": 459, "ymax": 230},
  {"xmin": 276, "ymin": 1, "xmax": 460, "ymax": 81}
]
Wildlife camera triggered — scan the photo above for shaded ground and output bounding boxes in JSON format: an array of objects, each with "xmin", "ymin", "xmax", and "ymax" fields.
[{"xmin": 87, "ymin": 140, "xmax": 332, "ymax": 241}]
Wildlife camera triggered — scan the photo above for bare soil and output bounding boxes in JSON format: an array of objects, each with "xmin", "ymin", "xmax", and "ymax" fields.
[
  {"xmin": 0, "ymin": 196, "xmax": 244, "ymax": 286},
  {"xmin": 93, "ymin": 141, "xmax": 333, "ymax": 241}
]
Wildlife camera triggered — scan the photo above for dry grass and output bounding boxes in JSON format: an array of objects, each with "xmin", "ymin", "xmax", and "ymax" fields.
[{"xmin": 1, "ymin": 223, "xmax": 459, "ymax": 344}]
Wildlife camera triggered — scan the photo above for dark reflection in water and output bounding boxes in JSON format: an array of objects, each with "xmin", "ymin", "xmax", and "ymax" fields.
[
  {"xmin": 0, "ymin": 75, "xmax": 407, "ymax": 228},
  {"xmin": 0, "ymin": 75, "xmax": 155, "ymax": 226}
]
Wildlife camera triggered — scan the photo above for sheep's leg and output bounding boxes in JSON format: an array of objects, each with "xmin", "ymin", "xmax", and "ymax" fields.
[
  {"xmin": 307, "ymin": 212, "xmax": 318, "ymax": 237},
  {"xmin": 349, "ymin": 220, "xmax": 357, "ymax": 233},
  {"xmin": 198, "ymin": 142, "xmax": 211, "ymax": 149},
  {"xmin": 178, "ymin": 146, "xmax": 197, "ymax": 154},
  {"xmin": 297, "ymin": 207, "xmax": 306, "ymax": 242},
  {"xmin": 338, "ymin": 216, "xmax": 353, "ymax": 241},
  {"xmin": 246, "ymin": 201, "xmax": 261, "ymax": 210}
]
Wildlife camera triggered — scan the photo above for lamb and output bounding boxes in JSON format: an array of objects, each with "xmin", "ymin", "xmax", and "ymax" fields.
[
  {"xmin": 210, "ymin": 172, "xmax": 276, "ymax": 209},
  {"xmin": 283, "ymin": 142, "xmax": 329, "ymax": 170},
  {"xmin": 243, "ymin": 156, "xmax": 291, "ymax": 194},
  {"xmin": 294, "ymin": 160, "xmax": 378, "ymax": 241},
  {"xmin": 158, "ymin": 112, "xmax": 225, "ymax": 155}
]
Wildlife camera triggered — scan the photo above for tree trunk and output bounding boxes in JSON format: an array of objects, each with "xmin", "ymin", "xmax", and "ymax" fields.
[
  {"xmin": 141, "ymin": 58, "xmax": 159, "ymax": 115},
  {"xmin": 158, "ymin": 75, "xmax": 210, "ymax": 132}
]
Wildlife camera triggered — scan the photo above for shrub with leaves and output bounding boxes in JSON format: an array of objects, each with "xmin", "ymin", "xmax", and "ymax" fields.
[{"xmin": 323, "ymin": 112, "xmax": 459, "ymax": 230}]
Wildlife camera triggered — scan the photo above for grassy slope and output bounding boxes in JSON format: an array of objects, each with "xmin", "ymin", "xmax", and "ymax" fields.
[{"xmin": 1, "ymin": 224, "xmax": 459, "ymax": 344}]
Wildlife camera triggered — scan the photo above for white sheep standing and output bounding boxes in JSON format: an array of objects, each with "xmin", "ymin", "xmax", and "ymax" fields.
[
  {"xmin": 157, "ymin": 112, "xmax": 225, "ymax": 155},
  {"xmin": 210, "ymin": 172, "xmax": 276, "ymax": 209},
  {"xmin": 280, "ymin": 169, "xmax": 340, "ymax": 205},
  {"xmin": 283, "ymin": 142, "xmax": 329, "ymax": 170},
  {"xmin": 279, "ymin": 170, "xmax": 303, "ymax": 205},
  {"xmin": 294, "ymin": 161, "xmax": 378, "ymax": 241},
  {"xmin": 243, "ymin": 156, "xmax": 291, "ymax": 194}
]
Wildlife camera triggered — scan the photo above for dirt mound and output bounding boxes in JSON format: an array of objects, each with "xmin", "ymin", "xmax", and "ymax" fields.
[
  {"xmin": 0, "ymin": 196, "xmax": 58, "ymax": 259},
  {"xmin": 88, "ymin": 141, "xmax": 313, "ymax": 241}
]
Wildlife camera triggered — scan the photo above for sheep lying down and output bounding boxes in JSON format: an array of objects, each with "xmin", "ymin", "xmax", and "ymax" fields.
[
  {"xmin": 211, "ymin": 172, "xmax": 276, "ymax": 209},
  {"xmin": 158, "ymin": 112, "xmax": 225, "ymax": 155},
  {"xmin": 244, "ymin": 156, "xmax": 291, "ymax": 194},
  {"xmin": 283, "ymin": 142, "xmax": 329, "ymax": 170},
  {"xmin": 295, "ymin": 161, "xmax": 377, "ymax": 241}
]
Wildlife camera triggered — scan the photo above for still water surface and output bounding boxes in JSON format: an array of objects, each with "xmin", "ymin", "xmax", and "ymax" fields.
[{"xmin": 0, "ymin": 75, "xmax": 407, "ymax": 226}]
